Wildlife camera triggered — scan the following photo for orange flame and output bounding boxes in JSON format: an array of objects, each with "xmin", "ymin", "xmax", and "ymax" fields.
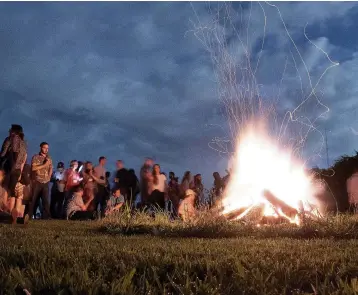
[{"xmin": 222, "ymin": 124, "xmax": 322, "ymax": 224}]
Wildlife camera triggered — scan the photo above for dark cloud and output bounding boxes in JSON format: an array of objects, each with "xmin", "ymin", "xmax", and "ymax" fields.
[{"xmin": 0, "ymin": 2, "xmax": 357, "ymax": 185}]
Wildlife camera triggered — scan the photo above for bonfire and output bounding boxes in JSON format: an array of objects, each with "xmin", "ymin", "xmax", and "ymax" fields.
[{"xmin": 221, "ymin": 125, "xmax": 323, "ymax": 225}]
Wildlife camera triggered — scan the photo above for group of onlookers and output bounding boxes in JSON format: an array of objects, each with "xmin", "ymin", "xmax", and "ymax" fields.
[{"xmin": 0, "ymin": 124, "xmax": 230, "ymax": 225}]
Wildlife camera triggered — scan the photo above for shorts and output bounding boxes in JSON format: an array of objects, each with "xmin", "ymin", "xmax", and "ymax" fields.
[{"xmin": 7, "ymin": 169, "xmax": 21, "ymax": 197}]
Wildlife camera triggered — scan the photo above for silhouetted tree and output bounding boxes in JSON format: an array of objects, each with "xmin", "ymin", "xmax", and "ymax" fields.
[{"xmin": 311, "ymin": 151, "xmax": 358, "ymax": 212}]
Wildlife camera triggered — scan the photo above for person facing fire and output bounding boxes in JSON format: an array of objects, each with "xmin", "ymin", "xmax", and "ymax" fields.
[
  {"xmin": 168, "ymin": 171, "xmax": 180, "ymax": 215},
  {"xmin": 105, "ymin": 187, "xmax": 125, "ymax": 216},
  {"xmin": 66, "ymin": 186, "xmax": 96, "ymax": 220},
  {"xmin": 50, "ymin": 162, "xmax": 66, "ymax": 218},
  {"xmin": 140, "ymin": 157, "xmax": 154, "ymax": 206},
  {"xmin": 178, "ymin": 189, "xmax": 197, "ymax": 222},
  {"xmin": 94, "ymin": 156, "xmax": 108, "ymax": 217}
]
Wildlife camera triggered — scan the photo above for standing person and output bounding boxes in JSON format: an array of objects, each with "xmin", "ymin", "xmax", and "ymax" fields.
[
  {"xmin": 139, "ymin": 157, "xmax": 154, "ymax": 207},
  {"xmin": 63, "ymin": 160, "xmax": 82, "ymax": 217},
  {"xmin": 27, "ymin": 142, "xmax": 52, "ymax": 221},
  {"xmin": 50, "ymin": 162, "xmax": 66, "ymax": 218},
  {"xmin": 127, "ymin": 169, "xmax": 140, "ymax": 208},
  {"xmin": 148, "ymin": 164, "xmax": 168, "ymax": 210},
  {"xmin": 1, "ymin": 125, "xmax": 28, "ymax": 223},
  {"xmin": 115, "ymin": 160, "xmax": 129, "ymax": 201},
  {"xmin": 82, "ymin": 161, "xmax": 106, "ymax": 211},
  {"xmin": 94, "ymin": 156, "xmax": 107, "ymax": 217},
  {"xmin": 212, "ymin": 172, "xmax": 224, "ymax": 206},
  {"xmin": 191, "ymin": 174, "xmax": 204, "ymax": 209},
  {"xmin": 180, "ymin": 171, "xmax": 192, "ymax": 198},
  {"xmin": 168, "ymin": 172, "xmax": 180, "ymax": 216}
]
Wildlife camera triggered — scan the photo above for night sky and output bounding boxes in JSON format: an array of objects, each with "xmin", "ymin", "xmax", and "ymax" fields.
[{"xmin": 0, "ymin": 2, "xmax": 357, "ymax": 185}]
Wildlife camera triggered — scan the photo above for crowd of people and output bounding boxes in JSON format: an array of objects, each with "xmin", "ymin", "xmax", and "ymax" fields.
[{"xmin": 0, "ymin": 124, "xmax": 231, "ymax": 225}]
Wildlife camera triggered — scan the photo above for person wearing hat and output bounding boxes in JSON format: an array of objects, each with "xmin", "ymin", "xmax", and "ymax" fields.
[
  {"xmin": 50, "ymin": 161, "xmax": 66, "ymax": 218},
  {"xmin": 178, "ymin": 189, "xmax": 197, "ymax": 222}
]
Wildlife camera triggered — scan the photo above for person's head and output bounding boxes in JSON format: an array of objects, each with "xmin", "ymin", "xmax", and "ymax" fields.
[
  {"xmin": 144, "ymin": 157, "xmax": 154, "ymax": 167},
  {"xmin": 70, "ymin": 160, "xmax": 78, "ymax": 171},
  {"xmin": 10, "ymin": 124, "xmax": 24, "ymax": 139},
  {"xmin": 184, "ymin": 189, "xmax": 196, "ymax": 199},
  {"xmin": 99, "ymin": 156, "xmax": 107, "ymax": 166},
  {"xmin": 213, "ymin": 172, "xmax": 220, "ymax": 180},
  {"xmin": 182, "ymin": 171, "xmax": 191, "ymax": 183},
  {"xmin": 85, "ymin": 161, "xmax": 93, "ymax": 172},
  {"xmin": 129, "ymin": 169, "xmax": 135, "ymax": 174},
  {"xmin": 40, "ymin": 142, "xmax": 49, "ymax": 156},
  {"xmin": 194, "ymin": 174, "xmax": 202, "ymax": 183},
  {"xmin": 0, "ymin": 169, "xmax": 5, "ymax": 184},
  {"xmin": 73, "ymin": 185, "xmax": 84, "ymax": 197},
  {"xmin": 153, "ymin": 164, "xmax": 161, "ymax": 175},
  {"xmin": 116, "ymin": 160, "xmax": 124, "ymax": 170},
  {"xmin": 105, "ymin": 171, "xmax": 111, "ymax": 179},
  {"xmin": 169, "ymin": 171, "xmax": 175, "ymax": 180},
  {"xmin": 111, "ymin": 187, "xmax": 121, "ymax": 198},
  {"xmin": 57, "ymin": 162, "xmax": 64, "ymax": 172}
]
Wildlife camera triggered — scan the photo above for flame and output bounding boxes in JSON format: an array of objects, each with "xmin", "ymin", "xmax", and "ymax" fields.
[{"xmin": 222, "ymin": 124, "xmax": 321, "ymax": 224}]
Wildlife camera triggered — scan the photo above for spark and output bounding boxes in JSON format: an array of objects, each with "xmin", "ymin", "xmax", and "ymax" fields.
[{"xmin": 189, "ymin": 2, "xmax": 340, "ymax": 220}]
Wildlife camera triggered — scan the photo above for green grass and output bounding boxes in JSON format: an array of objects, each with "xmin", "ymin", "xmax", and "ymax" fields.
[{"xmin": 1, "ymin": 214, "xmax": 358, "ymax": 294}]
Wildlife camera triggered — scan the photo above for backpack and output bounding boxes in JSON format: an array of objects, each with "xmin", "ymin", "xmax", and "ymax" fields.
[{"xmin": 20, "ymin": 163, "xmax": 31, "ymax": 186}]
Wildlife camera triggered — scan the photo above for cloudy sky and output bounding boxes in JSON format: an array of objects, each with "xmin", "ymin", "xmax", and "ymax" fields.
[{"xmin": 0, "ymin": 1, "xmax": 357, "ymax": 185}]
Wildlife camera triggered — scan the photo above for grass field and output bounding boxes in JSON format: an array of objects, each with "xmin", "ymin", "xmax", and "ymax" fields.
[{"xmin": 1, "ymin": 214, "xmax": 358, "ymax": 295}]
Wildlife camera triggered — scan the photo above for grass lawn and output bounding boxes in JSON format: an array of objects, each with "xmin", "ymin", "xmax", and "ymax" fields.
[{"xmin": 1, "ymin": 216, "xmax": 358, "ymax": 294}]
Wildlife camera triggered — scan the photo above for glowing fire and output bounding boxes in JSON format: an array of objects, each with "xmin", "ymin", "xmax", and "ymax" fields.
[{"xmin": 222, "ymin": 125, "xmax": 322, "ymax": 225}]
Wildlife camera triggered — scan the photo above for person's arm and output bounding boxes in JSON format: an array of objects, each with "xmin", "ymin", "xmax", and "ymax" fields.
[
  {"xmin": 93, "ymin": 167, "xmax": 106, "ymax": 185},
  {"xmin": 46, "ymin": 159, "xmax": 53, "ymax": 183},
  {"xmin": 90, "ymin": 170, "xmax": 105, "ymax": 184},
  {"xmin": 0, "ymin": 138, "xmax": 10, "ymax": 157},
  {"xmin": 112, "ymin": 202, "xmax": 124, "ymax": 211},
  {"xmin": 112, "ymin": 196, "xmax": 125, "ymax": 211},
  {"xmin": 31, "ymin": 155, "xmax": 50, "ymax": 172},
  {"xmin": 80, "ymin": 195, "xmax": 93, "ymax": 211}
]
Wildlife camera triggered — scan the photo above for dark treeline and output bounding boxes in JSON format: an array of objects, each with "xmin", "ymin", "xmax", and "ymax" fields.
[{"xmin": 311, "ymin": 151, "xmax": 358, "ymax": 212}]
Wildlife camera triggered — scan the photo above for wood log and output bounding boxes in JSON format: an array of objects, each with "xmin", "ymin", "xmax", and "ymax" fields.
[
  {"xmin": 262, "ymin": 189, "xmax": 298, "ymax": 218},
  {"xmin": 224, "ymin": 207, "xmax": 250, "ymax": 220}
]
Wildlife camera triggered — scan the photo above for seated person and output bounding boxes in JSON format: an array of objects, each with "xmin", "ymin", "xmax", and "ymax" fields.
[
  {"xmin": 66, "ymin": 186, "xmax": 96, "ymax": 220},
  {"xmin": 105, "ymin": 187, "xmax": 125, "ymax": 216},
  {"xmin": 178, "ymin": 189, "xmax": 197, "ymax": 222}
]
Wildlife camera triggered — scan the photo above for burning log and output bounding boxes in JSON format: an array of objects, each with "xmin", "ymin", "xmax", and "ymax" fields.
[
  {"xmin": 224, "ymin": 207, "xmax": 250, "ymax": 221},
  {"xmin": 262, "ymin": 189, "xmax": 298, "ymax": 218}
]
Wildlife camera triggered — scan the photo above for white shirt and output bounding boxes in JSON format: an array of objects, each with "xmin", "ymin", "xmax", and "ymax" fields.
[
  {"xmin": 152, "ymin": 174, "xmax": 167, "ymax": 192},
  {"xmin": 54, "ymin": 170, "xmax": 66, "ymax": 192}
]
